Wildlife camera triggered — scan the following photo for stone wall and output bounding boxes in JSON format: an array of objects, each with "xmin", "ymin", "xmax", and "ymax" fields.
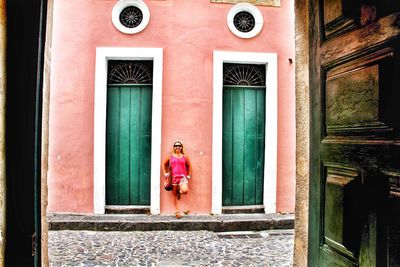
[
  {"xmin": 42, "ymin": 0, "xmax": 54, "ymax": 265},
  {"xmin": 293, "ymin": 0, "xmax": 309, "ymax": 266}
]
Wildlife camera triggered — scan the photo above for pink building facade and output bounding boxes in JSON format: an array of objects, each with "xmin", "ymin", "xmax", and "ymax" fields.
[{"xmin": 47, "ymin": 0, "xmax": 295, "ymax": 215}]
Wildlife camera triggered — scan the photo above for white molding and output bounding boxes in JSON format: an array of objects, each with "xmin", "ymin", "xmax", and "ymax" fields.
[
  {"xmin": 226, "ymin": 3, "xmax": 264, "ymax": 39},
  {"xmin": 111, "ymin": 0, "xmax": 150, "ymax": 34},
  {"xmin": 94, "ymin": 47, "xmax": 163, "ymax": 214},
  {"xmin": 212, "ymin": 51, "xmax": 277, "ymax": 214}
]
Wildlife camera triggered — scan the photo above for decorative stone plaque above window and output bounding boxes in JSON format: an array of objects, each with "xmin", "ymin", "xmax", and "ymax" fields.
[
  {"xmin": 227, "ymin": 3, "xmax": 263, "ymax": 38},
  {"xmin": 211, "ymin": 0, "xmax": 280, "ymax": 7},
  {"xmin": 112, "ymin": 0, "xmax": 150, "ymax": 34}
]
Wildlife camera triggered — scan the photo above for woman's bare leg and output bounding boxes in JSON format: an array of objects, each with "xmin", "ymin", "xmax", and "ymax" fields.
[{"xmin": 172, "ymin": 185, "xmax": 182, "ymax": 218}]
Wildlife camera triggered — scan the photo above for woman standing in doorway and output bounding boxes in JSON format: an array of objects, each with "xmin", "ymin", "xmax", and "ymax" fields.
[{"xmin": 162, "ymin": 140, "xmax": 192, "ymax": 219}]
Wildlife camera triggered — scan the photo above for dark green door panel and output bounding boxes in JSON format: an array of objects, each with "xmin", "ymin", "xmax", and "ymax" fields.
[
  {"xmin": 106, "ymin": 84, "xmax": 152, "ymax": 205},
  {"xmin": 309, "ymin": 1, "xmax": 400, "ymax": 266},
  {"xmin": 222, "ymin": 86, "xmax": 265, "ymax": 206}
]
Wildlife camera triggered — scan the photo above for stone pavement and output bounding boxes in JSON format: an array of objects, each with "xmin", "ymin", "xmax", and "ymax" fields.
[{"xmin": 49, "ymin": 229, "xmax": 294, "ymax": 266}]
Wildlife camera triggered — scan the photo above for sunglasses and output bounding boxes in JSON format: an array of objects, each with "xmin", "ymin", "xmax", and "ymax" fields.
[{"xmin": 174, "ymin": 144, "xmax": 182, "ymax": 148}]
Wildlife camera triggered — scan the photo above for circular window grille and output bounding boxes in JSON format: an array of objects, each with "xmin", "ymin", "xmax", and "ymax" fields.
[
  {"xmin": 223, "ymin": 64, "xmax": 265, "ymax": 86},
  {"xmin": 108, "ymin": 61, "xmax": 153, "ymax": 84},
  {"xmin": 112, "ymin": 0, "xmax": 150, "ymax": 34},
  {"xmin": 233, "ymin": 11, "xmax": 255, "ymax": 33},
  {"xmin": 227, "ymin": 3, "xmax": 263, "ymax": 39},
  {"xmin": 119, "ymin": 6, "xmax": 143, "ymax": 28}
]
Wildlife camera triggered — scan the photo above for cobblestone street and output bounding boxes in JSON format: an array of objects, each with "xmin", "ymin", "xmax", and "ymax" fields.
[{"xmin": 49, "ymin": 229, "xmax": 294, "ymax": 266}]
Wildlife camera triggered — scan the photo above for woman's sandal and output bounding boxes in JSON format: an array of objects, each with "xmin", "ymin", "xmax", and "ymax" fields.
[{"xmin": 175, "ymin": 211, "xmax": 182, "ymax": 219}]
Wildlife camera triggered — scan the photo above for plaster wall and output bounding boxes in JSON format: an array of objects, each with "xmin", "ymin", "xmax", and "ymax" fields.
[{"xmin": 48, "ymin": 0, "xmax": 295, "ymax": 214}]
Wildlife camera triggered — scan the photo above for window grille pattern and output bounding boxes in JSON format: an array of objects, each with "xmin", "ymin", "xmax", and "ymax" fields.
[
  {"xmin": 108, "ymin": 61, "xmax": 153, "ymax": 84},
  {"xmin": 119, "ymin": 6, "xmax": 143, "ymax": 28},
  {"xmin": 233, "ymin": 11, "xmax": 255, "ymax": 33},
  {"xmin": 223, "ymin": 63, "xmax": 265, "ymax": 86}
]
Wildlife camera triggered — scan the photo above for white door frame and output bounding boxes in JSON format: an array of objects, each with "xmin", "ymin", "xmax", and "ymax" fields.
[
  {"xmin": 212, "ymin": 51, "xmax": 277, "ymax": 214},
  {"xmin": 93, "ymin": 47, "xmax": 163, "ymax": 214}
]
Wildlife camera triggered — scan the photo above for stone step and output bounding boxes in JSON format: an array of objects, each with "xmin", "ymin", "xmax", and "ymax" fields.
[
  {"xmin": 105, "ymin": 205, "xmax": 150, "ymax": 214},
  {"xmin": 47, "ymin": 213, "xmax": 294, "ymax": 232},
  {"xmin": 222, "ymin": 205, "xmax": 265, "ymax": 214}
]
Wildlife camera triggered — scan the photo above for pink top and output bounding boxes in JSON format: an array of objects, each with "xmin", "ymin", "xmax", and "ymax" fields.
[{"xmin": 170, "ymin": 155, "xmax": 188, "ymax": 177}]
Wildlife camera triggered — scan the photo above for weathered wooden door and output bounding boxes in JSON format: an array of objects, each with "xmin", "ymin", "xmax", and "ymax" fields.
[
  {"xmin": 106, "ymin": 61, "xmax": 152, "ymax": 205},
  {"xmin": 309, "ymin": 1, "xmax": 400, "ymax": 266},
  {"xmin": 222, "ymin": 63, "xmax": 265, "ymax": 206},
  {"xmin": 5, "ymin": 0, "xmax": 47, "ymax": 265}
]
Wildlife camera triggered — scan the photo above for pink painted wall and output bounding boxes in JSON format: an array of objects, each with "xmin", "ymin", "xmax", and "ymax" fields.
[{"xmin": 48, "ymin": 0, "xmax": 295, "ymax": 214}]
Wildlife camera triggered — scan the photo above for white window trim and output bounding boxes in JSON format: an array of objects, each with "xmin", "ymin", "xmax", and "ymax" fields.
[
  {"xmin": 227, "ymin": 3, "xmax": 264, "ymax": 39},
  {"xmin": 212, "ymin": 51, "xmax": 277, "ymax": 214},
  {"xmin": 111, "ymin": 0, "xmax": 150, "ymax": 35},
  {"xmin": 94, "ymin": 47, "xmax": 163, "ymax": 214}
]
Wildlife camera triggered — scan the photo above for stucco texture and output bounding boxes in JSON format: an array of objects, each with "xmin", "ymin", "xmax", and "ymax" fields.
[
  {"xmin": 48, "ymin": 0, "xmax": 295, "ymax": 214},
  {"xmin": 293, "ymin": 0, "xmax": 309, "ymax": 266}
]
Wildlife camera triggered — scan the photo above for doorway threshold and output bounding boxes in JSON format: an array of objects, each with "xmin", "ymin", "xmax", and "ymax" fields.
[
  {"xmin": 222, "ymin": 205, "xmax": 265, "ymax": 214},
  {"xmin": 105, "ymin": 205, "xmax": 150, "ymax": 214}
]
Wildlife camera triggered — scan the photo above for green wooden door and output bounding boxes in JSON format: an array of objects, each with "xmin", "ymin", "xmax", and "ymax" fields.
[
  {"xmin": 222, "ymin": 86, "xmax": 265, "ymax": 206},
  {"xmin": 106, "ymin": 84, "xmax": 152, "ymax": 205},
  {"xmin": 309, "ymin": 1, "xmax": 400, "ymax": 266}
]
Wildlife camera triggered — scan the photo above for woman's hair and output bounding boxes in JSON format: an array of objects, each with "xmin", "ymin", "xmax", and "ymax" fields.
[{"xmin": 171, "ymin": 139, "xmax": 185, "ymax": 154}]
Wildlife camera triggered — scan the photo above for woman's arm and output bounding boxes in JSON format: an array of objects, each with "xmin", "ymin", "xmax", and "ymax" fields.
[
  {"xmin": 185, "ymin": 155, "xmax": 192, "ymax": 178},
  {"xmin": 162, "ymin": 155, "xmax": 170, "ymax": 176}
]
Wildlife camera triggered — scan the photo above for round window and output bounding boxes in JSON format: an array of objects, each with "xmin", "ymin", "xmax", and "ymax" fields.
[
  {"xmin": 227, "ymin": 3, "xmax": 263, "ymax": 39},
  {"xmin": 233, "ymin": 11, "xmax": 255, "ymax": 33},
  {"xmin": 119, "ymin": 6, "xmax": 143, "ymax": 28},
  {"xmin": 112, "ymin": 0, "xmax": 150, "ymax": 34}
]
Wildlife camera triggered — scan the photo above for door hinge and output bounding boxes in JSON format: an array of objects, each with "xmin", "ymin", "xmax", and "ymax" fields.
[{"xmin": 32, "ymin": 232, "xmax": 36, "ymax": 256}]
